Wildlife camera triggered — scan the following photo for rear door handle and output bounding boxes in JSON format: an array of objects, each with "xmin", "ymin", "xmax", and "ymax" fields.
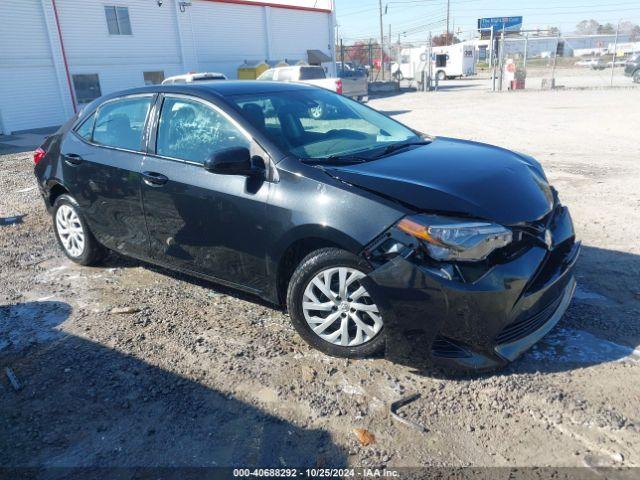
[
  {"xmin": 142, "ymin": 171, "xmax": 168, "ymax": 186},
  {"xmin": 63, "ymin": 153, "xmax": 83, "ymax": 166}
]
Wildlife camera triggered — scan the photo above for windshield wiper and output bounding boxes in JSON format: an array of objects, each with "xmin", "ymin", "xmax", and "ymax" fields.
[
  {"xmin": 377, "ymin": 140, "xmax": 431, "ymax": 158},
  {"xmin": 301, "ymin": 155, "xmax": 370, "ymax": 166}
]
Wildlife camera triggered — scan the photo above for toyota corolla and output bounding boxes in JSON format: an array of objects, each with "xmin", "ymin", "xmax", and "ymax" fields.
[{"xmin": 33, "ymin": 82, "xmax": 580, "ymax": 371}]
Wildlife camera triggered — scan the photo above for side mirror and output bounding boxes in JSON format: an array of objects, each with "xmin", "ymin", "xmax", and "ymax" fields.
[{"xmin": 203, "ymin": 147, "xmax": 258, "ymax": 176}]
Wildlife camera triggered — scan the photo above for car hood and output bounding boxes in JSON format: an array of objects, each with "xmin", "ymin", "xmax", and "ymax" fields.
[{"xmin": 325, "ymin": 137, "xmax": 554, "ymax": 225}]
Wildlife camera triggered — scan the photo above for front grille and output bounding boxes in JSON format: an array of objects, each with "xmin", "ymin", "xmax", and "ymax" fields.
[
  {"xmin": 431, "ymin": 336, "xmax": 471, "ymax": 358},
  {"xmin": 495, "ymin": 294, "xmax": 563, "ymax": 345}
]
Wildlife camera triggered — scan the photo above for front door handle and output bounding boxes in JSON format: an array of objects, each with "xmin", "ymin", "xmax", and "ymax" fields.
[
  {"xmin": 142, "ymin": 171, "xmax": 168, "ymax": 187},
  {"xmin": 63, "ymin": 153, "xmax": 83, "ymax": 166}
]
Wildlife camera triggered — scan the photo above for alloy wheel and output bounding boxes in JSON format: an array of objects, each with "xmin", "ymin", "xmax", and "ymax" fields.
[
  {"xmin": 302, "ymin": 267, "xmax": 383, "ymax": 347},
  {"xmin": 309, "ymin": 103, "xmax": 325, "ymax": 120},
  {"xmin": 55, "ymin": 204, "xmax": 85, "ymax": 257}
]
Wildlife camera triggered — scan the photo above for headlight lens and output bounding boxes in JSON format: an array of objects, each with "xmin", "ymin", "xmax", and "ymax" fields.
[{"xmin": 397, "ymin": 215, "xmax": 512, "ymax": 262}]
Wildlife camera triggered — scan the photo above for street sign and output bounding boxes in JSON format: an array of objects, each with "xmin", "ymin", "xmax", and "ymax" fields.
[{"xmin": 478, "ymin": 16, "xmax": 523, "ymax": 33}]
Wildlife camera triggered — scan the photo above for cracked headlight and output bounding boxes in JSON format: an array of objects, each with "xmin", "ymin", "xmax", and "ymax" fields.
[{"xmin": 397, "ymin": 215, "xmax": 512, "ymax": 262}]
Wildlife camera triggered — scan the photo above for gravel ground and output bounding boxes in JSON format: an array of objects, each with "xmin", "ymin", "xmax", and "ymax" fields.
[{"xmin": 1, "ymin": 87, "xmax": 639, "ymax": 470}]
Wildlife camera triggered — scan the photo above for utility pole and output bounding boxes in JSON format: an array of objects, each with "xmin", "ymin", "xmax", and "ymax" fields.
[
  {"xmin": 446, "ymin": 0, "xmax": 450, "ymax": 45},
  {"xmin": 523, "ymin": 33, "xmax": 529, "ymax": 77},
  {"xmin": 551, "ymin": 31, "xmax": 560, "ymax": 88},
  {"xmin": 490, "ymin": 26, "xmax": 495, "ymax": 91},
  {"xmin": 379, "ymin": 0, "xmax": 385, "ymax": 81},
  {"xmin": 611, "ymin": 20, "xmax": 620, "ymax": 87},
  {"xmin": 498, "ymin": 26, "xmax": 505, "ymax": 91}
]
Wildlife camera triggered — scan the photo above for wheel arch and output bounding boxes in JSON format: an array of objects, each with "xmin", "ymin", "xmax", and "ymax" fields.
[
  {"xmin": 46, "ymin": 180, "xmax": 70, "ymax": 209},
  {"xmin": 272, "ymin": 225, "xmax": 366, "ymax": 306}
]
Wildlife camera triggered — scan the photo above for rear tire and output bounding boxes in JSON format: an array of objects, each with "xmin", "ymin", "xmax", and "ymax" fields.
[
  {"xmin": 286, "ymin": 248, "xmax": 385, "ymax": 358},
  {"xmin": 52, "ymin": 194, "xmax": 105, "ymax": 266},
  {"xmin": 634, "ymin": 70, "xmax": 640, "ymax": 84}
]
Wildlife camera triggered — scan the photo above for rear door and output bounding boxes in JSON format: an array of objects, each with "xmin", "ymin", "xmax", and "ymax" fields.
[
  {"xmin": 140, "ymin": 94, "xmax": 270, "ymax": 291},
  {"xmin": 60, "ymin": 94, "xmax": 154, "ymax": 258}
]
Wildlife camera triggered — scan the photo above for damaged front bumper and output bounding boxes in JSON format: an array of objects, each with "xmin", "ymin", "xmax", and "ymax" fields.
[{"xmin": 362, "ymin": 206, "xmax": 580, "ymax": 371}]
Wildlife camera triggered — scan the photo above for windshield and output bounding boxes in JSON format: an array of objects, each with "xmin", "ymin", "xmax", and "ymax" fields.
[{"xmin": 230, "ymin": 88, "xmax": 421, "ymax": 161}]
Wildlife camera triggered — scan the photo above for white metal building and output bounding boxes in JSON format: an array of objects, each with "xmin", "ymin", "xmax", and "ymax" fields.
[{"xmin": 0, "ymin": 0, "xmax": 335, "ymax": 134}]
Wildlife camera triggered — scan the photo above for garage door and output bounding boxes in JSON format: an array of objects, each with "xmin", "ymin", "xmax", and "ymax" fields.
[{"xmin": 0, "ymin": 0, "xmax": 66, "ymax": 134}]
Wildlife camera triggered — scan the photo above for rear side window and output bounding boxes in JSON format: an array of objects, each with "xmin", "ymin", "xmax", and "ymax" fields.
[
  {"xmin": 299, "ymin": 67, "xmax": 326, "ymax": 80},
  {"xmin": 75, "ymin": 112, "xmax": 96, "ymax": 140},
  {"xmin": 92, "ymin": 96, "xmax": 152, "ymax": 151},
  {"xmin": 156, "ymin": 97, "xmax": 250, "ymax": 164}
]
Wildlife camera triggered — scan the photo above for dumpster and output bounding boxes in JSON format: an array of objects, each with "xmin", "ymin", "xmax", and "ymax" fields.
[{"xmin": 237, "ymin": 61, "xmax": 269, "ymax": 80}]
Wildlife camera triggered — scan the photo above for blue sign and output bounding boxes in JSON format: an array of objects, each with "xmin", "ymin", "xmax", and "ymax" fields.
[{"xmin": 478, "ymin": 16, "xmax": 523, "ymax": 32}]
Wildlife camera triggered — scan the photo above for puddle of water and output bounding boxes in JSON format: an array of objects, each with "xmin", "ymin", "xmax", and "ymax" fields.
[
  {"xmin": 0, "ymin": 301, "xmax": 71, "ymax": 352},
  {"xmin": 527, "ymin": 327, "xmax": 640, "ymax": 365}
]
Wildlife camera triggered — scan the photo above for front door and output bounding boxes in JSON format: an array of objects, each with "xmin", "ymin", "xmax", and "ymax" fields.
[
  {"xmin": 140, "ymin": 94, "xmax": 270, "ymax": 291},
  {"xmin": 60, "ymin": 94, "xmax": 154, "ymax": 258}
]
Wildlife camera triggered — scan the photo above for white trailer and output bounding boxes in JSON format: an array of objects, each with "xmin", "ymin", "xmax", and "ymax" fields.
[{"xmin": 391, "ymin": 42, "xmax": 476, "ymax": 82}]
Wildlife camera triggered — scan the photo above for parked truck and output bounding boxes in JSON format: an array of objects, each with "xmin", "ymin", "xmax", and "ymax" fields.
[
  {"xmin": 391, "ymin": 42, "xmax": 476, "ymax": 83},
  {"xmin": 257, "ymin": 65, "xmax": 368, "ymax": 118}
]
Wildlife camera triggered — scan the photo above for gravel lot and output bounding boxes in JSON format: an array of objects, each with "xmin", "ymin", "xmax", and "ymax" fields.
[{"xmin": 1, "ymin": 87, "xmax": 639, "ymax": 470}]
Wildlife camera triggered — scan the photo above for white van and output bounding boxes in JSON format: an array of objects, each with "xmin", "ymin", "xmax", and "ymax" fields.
[{"xmin": 392, "ymin": 42, "xmax": 476, "ymax": 82}]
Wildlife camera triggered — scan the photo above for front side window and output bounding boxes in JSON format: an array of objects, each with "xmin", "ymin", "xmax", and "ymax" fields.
[
  {"xmin": 92, "ymin": 96, "xmax": 152, "ymax": 151},
  {"xmin": 72, "ymin": 74, "xmax": 102, "ymax": 105},
  {"xmin": 105, "ymin": 6, "xmax": 132, "ymax": 35},
  {"xmin": 156, "ymin": 97, "xmax": 250, "ymax": 164},
  {"xmin": 231, "ymin": 89, "xmax": 420, "ymax": 161}
]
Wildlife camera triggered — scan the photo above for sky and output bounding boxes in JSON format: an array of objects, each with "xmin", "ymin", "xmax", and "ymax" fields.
[{"xmin": 335, "ymin": 0, "xmax": 640, "ymax": 43}]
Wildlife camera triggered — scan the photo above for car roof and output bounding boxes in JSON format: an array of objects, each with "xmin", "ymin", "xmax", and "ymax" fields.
[{"xmin": 96, "ymin": 80, "xmax": 316, "ymax": 102}]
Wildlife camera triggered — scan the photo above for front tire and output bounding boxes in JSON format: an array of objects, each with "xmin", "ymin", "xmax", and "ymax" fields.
[
  {"xmin": 53, "ymin": 194, "xmax": 105, "ymax": 266},
  {"xmin": 634, "ymin": 70, "xmax": 640, "ymax": 84},
  {"xmin": 286, "ymin": 248, "xmax": 385, "ymax": 358},
  {"xmin": 436, "ymin": 70, "xmax": 446, "ymax": 81}
]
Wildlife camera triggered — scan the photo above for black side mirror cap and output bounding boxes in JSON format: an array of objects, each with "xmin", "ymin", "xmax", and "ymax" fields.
[{"xmin": 203, "ymin": 147, "xmax": 260, "ymax": 176}]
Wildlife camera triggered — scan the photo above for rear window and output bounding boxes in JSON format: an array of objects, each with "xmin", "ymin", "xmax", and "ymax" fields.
[{"xmin": 299, "ymin": 67, "xmax": 326, "ymax": 80}]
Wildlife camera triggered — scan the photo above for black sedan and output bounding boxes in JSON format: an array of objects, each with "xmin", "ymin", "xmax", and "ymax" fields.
[{"xmin": 33, "ymin": 81, "xmax": 579, "ymax": 371}]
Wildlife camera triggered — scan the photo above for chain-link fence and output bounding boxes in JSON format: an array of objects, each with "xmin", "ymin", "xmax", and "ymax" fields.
[
  {"xmin": 340, "ymin": 33, "xmax": 640, "ymax": 91},
  {"xmin": 493, "ymin": 33, "xmax": 639, "ymax": 91},
  {"xmin": 337, "ymin": 42, "xmax": 397, "ymax": 82}
]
